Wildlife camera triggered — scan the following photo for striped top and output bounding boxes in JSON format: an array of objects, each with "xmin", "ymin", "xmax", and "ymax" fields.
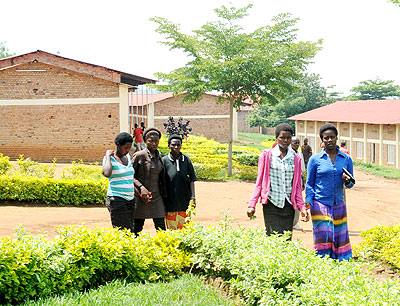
[{"xmin": 102, "ymin": 154, "xmax": 135, "ymax": 200}]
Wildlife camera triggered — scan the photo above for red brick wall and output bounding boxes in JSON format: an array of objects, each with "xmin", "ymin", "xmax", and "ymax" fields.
[
  {"xmin": 0, "ymin": 103, "xmax": 119, "ymax": 162},
  {"xmin": 0, "ymin": 62, "xmax": 119, "ymax": 99},
  {"xmin": 153, "ymin": 94, "xmax": 231, "ymax": 141}
]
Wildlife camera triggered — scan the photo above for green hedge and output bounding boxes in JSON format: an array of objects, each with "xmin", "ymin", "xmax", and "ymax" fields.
[
  {"xmin": 354, "ymin": 224, "xmax": 400, "ymax": 270},
  {"xmin": 0, "ymin": 226, "xmax": 191, "ymax": 304},
  {"xmin": 181, "ymin": 223, "xmax": 400, "ymax": 305},
  {"xmin": 2, "ymin": 223, "xmax": 400, "ymax": 305},
  {"xmin": 0, "ymin": 175, "xmax": 107, "ymax": 206}
]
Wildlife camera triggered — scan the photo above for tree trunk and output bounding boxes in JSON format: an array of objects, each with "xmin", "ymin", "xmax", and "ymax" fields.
[{"xmin": 228, "ymin": 99, "xmax": 233, "ymax": 176}]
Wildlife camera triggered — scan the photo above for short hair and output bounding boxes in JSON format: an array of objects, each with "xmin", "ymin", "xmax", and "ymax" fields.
[
  {"xmin": 143, "ymin": 127, "xmax": 162, "ymax": 140},
  {"xmin": 114, "ymin": 132, "xmax": 133, "ymax": 146},
  {"xmin": 341, "ymin": 141, "xmax": 347, "ymax": 147},
  {"xmin": 168, "ymin": 134, "xmax": 182, "ymax": 145},
  {"xmin": 292, "ymin": 136, "xmax": 299, "ymax": 141},
  {"xmin": 275, "ymin": 123, "xmax": 294, "ymax": 138},
  {"xmin": 134, "ymin": 123, "xmax": 138, "ymax": 128},
  {"xmin": 319, "ymin": 123, "xmax": 338, "ymax": 140}
]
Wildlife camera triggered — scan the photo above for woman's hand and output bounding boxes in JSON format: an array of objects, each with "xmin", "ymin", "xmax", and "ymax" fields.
[
  {"xmin": 247, "ymin": 207, "xmax": 255, "ymax": 218},
  {"xmin": 106, "ymin": 150, "xmax": 114, "ymax": 157},
  {"xmin": 300, "ymin": 209, "xmax": 310, "ymax": 222},
  {"xmin": 140, "ymin": 186, "xmax": 152, "ymax": 203},
  {"xmin": 342, "ymin": 173, "xmax": 350, "ymax": 184}
]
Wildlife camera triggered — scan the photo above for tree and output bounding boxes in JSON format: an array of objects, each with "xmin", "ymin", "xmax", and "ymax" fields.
[
  {"xmin": 0, "ymin": 41, "xmax": 14, "ymax": 59},
  {"xmin": 388, "ymin": 0, "xmax": 400, "ymax": 7},
  {"xmin": 347, "ymin": 77, "xmax": 400, "ymax": 100},
  {"xmin": 151, "ymin": 4, "xmax": 321, "ymax": 175},
  {"xmin": 247, "ymin": 74, "xmax": 336, "ymax": 128}
]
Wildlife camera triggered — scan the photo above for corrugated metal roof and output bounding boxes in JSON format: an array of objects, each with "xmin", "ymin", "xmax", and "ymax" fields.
[{"xmin": 288, "ymin": 100, "xmax": 400, "ymax": 124}]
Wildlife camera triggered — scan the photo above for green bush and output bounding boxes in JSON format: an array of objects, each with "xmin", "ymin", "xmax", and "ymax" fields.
[
  {"xmin": 62, "ymin": 160, "xmax": 103, "ymax": 180},
  {"xmin": 233, "ymin": 152, "xmax": 259, "ymax": 166},
  {"xmin": 181, "ymin": 223, "xmax": 400, "ymax": 305},
  {"xmin": 2, "ymin": 223, "xmax": 400, "ymax": 305},
  {"xmin": 0, "ymin": 153, "xmax": 11, "ymax": 175},
  {"xmin": 354, "ymin": 224, "xmax": 400, "ymax": 270},
  {"xmin": 0, "ymin": 175, "xmax": 107, "ymax": 205},
  {"xmin": 192, "ymin": 162, "xmax": 226, "ymax": 180},
  {"xmin": 15, "ymin": 155, "xmax": 56, "ymax": 178},
  {"xmin": 233, "ymin": 164, "xmax": 258, "ymax": 180},
  {"xmin": 158, "ymin": 135, "xmax": 261, "ymax": 181},
  {"xmin": 0, "ymin": 226, "xmax": 191, "ymax": 305}
]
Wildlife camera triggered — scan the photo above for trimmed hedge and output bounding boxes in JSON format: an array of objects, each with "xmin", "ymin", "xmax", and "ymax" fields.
[
  {"xmin": 0, "ymin": 226, "xmax": 191, "ymax": 304},
  {"xmin": 0, "ymin": 175, "xmax": 107, "ymax": 206}
]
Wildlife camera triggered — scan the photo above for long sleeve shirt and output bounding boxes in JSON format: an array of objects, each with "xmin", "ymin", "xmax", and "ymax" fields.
[
  {"xmin": 305, "ymin": 147, "xmax": 354, "ymax": 206},
  {"xmin": 248, "ymin": 148, "xmax": 305, "ymax": 211}
]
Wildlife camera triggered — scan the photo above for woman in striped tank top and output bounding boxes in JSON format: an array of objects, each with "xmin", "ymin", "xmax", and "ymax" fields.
[{"xmin": 102, "ymin": 132, "xmax": 135, "ymax": 233}]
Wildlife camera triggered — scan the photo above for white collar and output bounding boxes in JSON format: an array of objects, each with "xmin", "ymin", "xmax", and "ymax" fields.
[
  {"xmin": 168, "ymin": 153, "xmax": 184, "ymax": 162},
  {"xmin": 168, "ymin": 153, "xmax": 184, "ymax": 171},
  {"xmin": 271, "ymin": 144, "xmax": 294, "ymax": 160}
]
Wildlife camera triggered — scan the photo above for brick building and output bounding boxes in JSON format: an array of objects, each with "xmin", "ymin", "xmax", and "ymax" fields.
[
  {"xmin": 289, "ymin": 100, "xmax": 400, "ymax": 168},
  {"xmin": 0, "ymin": 50, "xmax": 154, "ymax": 162},
  {"xmin": 129, "ymin": 92, "xmax": 262, "ymax": 141}
]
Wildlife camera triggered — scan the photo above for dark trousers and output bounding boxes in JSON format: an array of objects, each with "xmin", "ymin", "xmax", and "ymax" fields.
[
  {"xmin": 105, "ymin": 196, "xmax": 135, "ymax": 233},
  {"xmin": 134, "ymin": 218, "xmax": 166, "ymax": 236},
  {"xmin": 263, "ymin": 199, "xmax": 295, "ymax": 238}
]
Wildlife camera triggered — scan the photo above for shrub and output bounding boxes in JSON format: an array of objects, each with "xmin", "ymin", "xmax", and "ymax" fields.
[
  {"xmin": 192, "ymin": 162, "xmax": 226, "ymax": 180},
  {"xmin": 181, "ymin": 223, "xmax": 400, "ymax": 306},
  {"xmin": 233, "ymin": 152, "xmax": 259, "ymax": 166},
  {"xmin": 0, "ymin": 175, "xmax": 107, "ymax": 205},
  {"xmin": 233, "ymin": 164, "xmax": 258, "ymax": 180},
  {"xmin": 0, "ymin": 226, "xmax": 191, "ymax": 304},
  {"xmin": 0, "ymin": 153, "xmax": 11, "ymax": 175},
  {"xmin": 15, "ymin": 155, "xmax": 56, "ymax": 178},
  {"xmin": 354, "ymin": 224, "xmax": 400, "ymax": 270},
  {"xmin": 62, "ymin": 160, "xmax": 103, "ymax": 180}
]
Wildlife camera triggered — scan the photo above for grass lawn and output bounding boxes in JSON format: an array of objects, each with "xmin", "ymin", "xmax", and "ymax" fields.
[
  {"xmin": 20, "ymin": 274, "xmax": 234, "ymax": 306},
  {"xmin": 354, "ymin": 160, "xmax": 400, "ymax": 179},
  {"xmin": 236, "ymin": 132, "xmax": 274, "ymax": 150}
]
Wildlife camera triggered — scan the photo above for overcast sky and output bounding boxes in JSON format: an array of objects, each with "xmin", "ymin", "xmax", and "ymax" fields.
[{"xmin": 1, "ymin": 0, "xmax": 399, "ymax": 95}]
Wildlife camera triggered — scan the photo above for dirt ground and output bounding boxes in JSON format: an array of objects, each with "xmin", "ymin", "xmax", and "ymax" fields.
[{"xmin": 1, "ymin": 168, "xmax": 399, "ymax": 251}]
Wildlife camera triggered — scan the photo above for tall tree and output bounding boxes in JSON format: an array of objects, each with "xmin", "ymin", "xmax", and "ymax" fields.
[
  {"xmin": 347, "ymin": 77, "xmax": 400, "ymax": 100},
  {"xmin": 247, "ymin": 74, "xmax": 336, "ymax": 128},
  {"xmin": 0, "ymin": 41, "xmax": 14, "ymax": 59},
  {"xmin": 151, "ymin": 4, "xmax": 321, "ymax": 175}
]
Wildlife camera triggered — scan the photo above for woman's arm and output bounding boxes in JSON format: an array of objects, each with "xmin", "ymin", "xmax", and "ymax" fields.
[
  {"xmin": 132, "ymin": 152, "xmax": 152, "ymax": 203},
  {"xmin": 305, "ymin": 157, "xmax": 317, "ymax": 206},
  {"xmin": 248, "ymin": 151, "xmax": 267, "ymax": 217},
  {"xmin": 102, "ymin": 150, "xmax": 113, "ymax": 178}
]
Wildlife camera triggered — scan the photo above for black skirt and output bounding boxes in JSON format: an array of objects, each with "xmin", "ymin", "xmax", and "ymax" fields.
[{"xmin": 262, "ymin": 199, "xmax": 295, "ymax": 237}]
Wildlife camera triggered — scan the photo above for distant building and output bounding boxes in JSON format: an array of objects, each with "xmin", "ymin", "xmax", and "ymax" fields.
[
  {"xmin": 129, "ymin": 92, "xmax": 263, "ymax": 141},
  {"xmin": 289, "ymin": 100, "xmax": 400, "ymax": 168},
  {"xmin": 0, "ymin": 50, "xmax": 155, "ymax": 162}
]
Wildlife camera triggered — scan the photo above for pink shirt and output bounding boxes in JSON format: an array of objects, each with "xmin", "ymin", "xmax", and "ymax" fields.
[{"xmin": 248, "ymin": 149, "xmax": 305, "ymax": 211}]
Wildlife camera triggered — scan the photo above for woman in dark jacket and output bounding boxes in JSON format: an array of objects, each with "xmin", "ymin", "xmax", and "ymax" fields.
[{"xmin": 132, "ymin": 128, "xmax": 166, "ymax": 236}]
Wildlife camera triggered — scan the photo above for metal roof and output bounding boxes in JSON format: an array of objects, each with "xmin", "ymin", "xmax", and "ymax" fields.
[{"xmin": 288, "ymin": 100, "xmax": 400, "ymax": 124}]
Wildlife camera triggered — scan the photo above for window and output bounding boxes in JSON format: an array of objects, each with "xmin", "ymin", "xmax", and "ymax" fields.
[
  {"xmin": 356, "ymin": 142, "xmax": 363, "ymax": 160},
  {"xmin": 388, "ymin": 145, "xmax": 395, "ymax": 165},
  {"xmin": 308, "ymin": 136, "xmax": 315, "ymax": 152}
]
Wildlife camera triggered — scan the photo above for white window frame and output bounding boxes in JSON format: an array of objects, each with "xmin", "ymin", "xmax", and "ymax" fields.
[
  {"xmin": 356, "ymin": 142, "xmax": 363, "ymax": 160},
  {"xmin": 388, "ymin": 144, "xmax": 395, "ymax": 165}
]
